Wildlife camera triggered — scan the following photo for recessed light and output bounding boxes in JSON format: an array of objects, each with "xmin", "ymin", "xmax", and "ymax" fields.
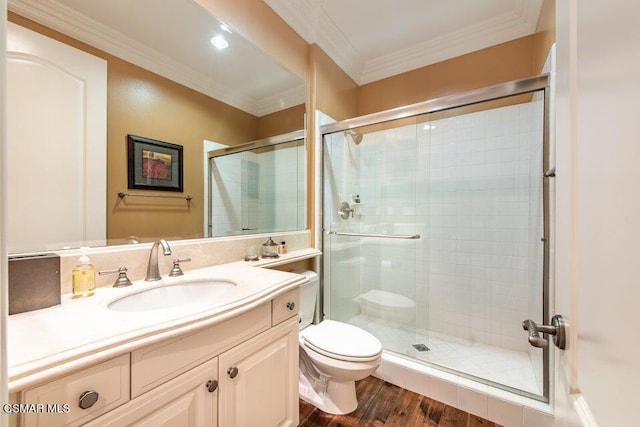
[{"xmin": 210, "ymin": 35, "xmax": 229, "ymax": 50}]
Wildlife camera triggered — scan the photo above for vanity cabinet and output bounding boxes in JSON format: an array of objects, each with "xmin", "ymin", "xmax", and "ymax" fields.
[
  {"xmin": 17, "ymin": 288, "xmax": 300, "ymax": 427},
  {"xmin": 218, "ymin": 318, "xmax": 298, "ymax": 426}
]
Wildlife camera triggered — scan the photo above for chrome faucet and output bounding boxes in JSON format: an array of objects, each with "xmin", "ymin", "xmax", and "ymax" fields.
[{"xmin": 145, "ymin": 239, "xmax": 172, "ymax": 281}]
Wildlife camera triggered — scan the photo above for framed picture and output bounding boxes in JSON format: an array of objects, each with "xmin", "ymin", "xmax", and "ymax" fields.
[{"xmin": 127, "ymin": 135, "xmax": 183, "ymax": 192}]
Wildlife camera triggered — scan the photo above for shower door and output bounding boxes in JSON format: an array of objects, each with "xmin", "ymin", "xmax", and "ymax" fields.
[
  {"xmin": 323, "ymin": 119, "xmax": 422, "ymax": 359},
  {"xmin": 322, "ymin": 78, "xmax": 549, "ymax": 401}
]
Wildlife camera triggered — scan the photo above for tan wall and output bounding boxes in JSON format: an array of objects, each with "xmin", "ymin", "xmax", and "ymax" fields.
[
  {"xmin": 257, "ymin": 104, "xmax": 306, "ymax": 139},
  {"xmin": 311, "ymin": 44, "xmax": 359, "ymax": 121},
  {"xmin": 357, "ymin": 35, "xmax": 537, "ymax": 116},
  {"xmin": 8, "ymin": 13, "xmax": 260, "ymax": 244},
  {"xmin": 533, "ymin": 0, "xmax": 556, "ymax": 73},
  {"xmin": 307, "ymin": 44, "xmax": 359, "ymax": 242},
  {"xmin": 106, "ymin": 60, "xmax": 259, "ymax": 244}
]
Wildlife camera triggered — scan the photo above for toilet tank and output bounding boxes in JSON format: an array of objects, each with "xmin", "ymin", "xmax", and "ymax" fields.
[{"xmin": 297, "ymin": 270, "xmax": 319, "ymax": 329}]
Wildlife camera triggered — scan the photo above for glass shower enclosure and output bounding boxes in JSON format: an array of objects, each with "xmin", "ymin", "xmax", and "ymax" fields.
[{"xmin": 321, "ymin": 75, "xmax": 550, "ymax": 400}]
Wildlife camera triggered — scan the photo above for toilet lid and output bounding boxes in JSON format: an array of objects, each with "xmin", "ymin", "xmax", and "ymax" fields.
[{"xmin": 302, "ymin": 320, "xmax": 382, "ymax": 361}]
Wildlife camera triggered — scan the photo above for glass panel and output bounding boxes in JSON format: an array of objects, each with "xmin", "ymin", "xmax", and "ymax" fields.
[
  {"xmin": 415, "ymin": 93, "xmax": 545, "ymax": 397},
  {"xmin": 209, "ymin": 138, "xmax": 305, "ymax": 236},
  {"xmin": 323, "ymin": 89, "xmax": 546, "ymax": 400},
  {"xmin": 323, "ymin": 121, "xmax": 421, "ymax": 360}
]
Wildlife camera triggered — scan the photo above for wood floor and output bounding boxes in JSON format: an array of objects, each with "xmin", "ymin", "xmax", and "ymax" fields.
[{"xmin": 299, "ymin": 376, "xmax": 501, "ymax": 427}]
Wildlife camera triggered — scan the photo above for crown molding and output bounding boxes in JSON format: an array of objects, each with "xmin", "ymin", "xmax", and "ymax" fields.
[
  {"xmin": 265, "ymin": 0, "xmax": 364, "ymax": 84},
  {"xmin": 257, "ymin": 84, "xmax": 307, "ymax": 117},
  {"xmin": 8, "ymin": 0, "xmax": 304, "ymax": 116},
  {"xmin": 359, "ymin": 1, "xmax": 542, "ymax": 84},
  {"xmin": 266, "ymin": 0, "xmax": 543, "ymax": 86},
  {"xmin": 358, "ymin": 0, "xmax": 543, "ymax": 84},
  {"xmin": 264, "ymin": 0, "xmax": 319, "ymax": 44},
  {"xmin": 315, "ymin": 7, "xmax": 363, "ymax": 84}
]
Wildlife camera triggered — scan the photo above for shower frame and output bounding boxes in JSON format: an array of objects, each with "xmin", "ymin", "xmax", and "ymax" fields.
[{"xmin": 319, "ymin": 74, "xmax": 551, "ymax": 401}]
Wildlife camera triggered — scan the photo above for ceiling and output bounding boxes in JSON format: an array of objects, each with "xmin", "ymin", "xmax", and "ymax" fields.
[
  {"xmin": 265, "ymin": 0, "xmax": 544, "ymax": 85},
  {"xmin": 8, "ymin": 0, "xmax": 543, "ymax": 115},
  {"xmin": 7, "ymin": 0, "xmax": 306, "ymax": 117}
]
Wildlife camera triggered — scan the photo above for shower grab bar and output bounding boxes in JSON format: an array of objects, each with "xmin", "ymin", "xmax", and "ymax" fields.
[{"xmin": 327, "ymin": 231, "xmax": 420, "ymax": 239}]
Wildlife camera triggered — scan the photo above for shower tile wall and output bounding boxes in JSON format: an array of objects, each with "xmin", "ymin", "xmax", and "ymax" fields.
[
  {"xmin": 418, "ymin": 101, "xmax": 544, "ymax": 352},
  {"xmin": 357, "ymin": 126, "xmax": 418, "ymax": 308}
]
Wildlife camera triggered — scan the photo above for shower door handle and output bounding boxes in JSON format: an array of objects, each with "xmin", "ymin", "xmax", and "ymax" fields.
[{"xmin": 522, "ymin": 315, "xmax": 566, "ymax": 350}]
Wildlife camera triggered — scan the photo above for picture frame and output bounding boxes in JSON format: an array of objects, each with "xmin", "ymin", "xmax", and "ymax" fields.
[{"xmin": 127, "ymin": 135, "xmax": 183, "ymax": 192}]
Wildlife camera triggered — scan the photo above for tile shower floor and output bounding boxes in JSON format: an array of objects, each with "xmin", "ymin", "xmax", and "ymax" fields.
[{"xmin": 349, "ymin": 314, "xmax": 541, "ymax": 396}]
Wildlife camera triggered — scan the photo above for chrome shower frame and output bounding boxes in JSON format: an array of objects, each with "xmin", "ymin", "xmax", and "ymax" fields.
[{"xmin": 320, "ymin": 74, "xmax": 552, "ymax": 402}]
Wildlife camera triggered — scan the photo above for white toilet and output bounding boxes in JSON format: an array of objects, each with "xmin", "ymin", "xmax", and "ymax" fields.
[{"xmin": 297, "ymin": 271, "xmax": 382, "ymax": 415}]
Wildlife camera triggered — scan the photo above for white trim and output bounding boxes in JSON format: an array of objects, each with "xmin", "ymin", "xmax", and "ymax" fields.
[
  {"xmin": 264, "ymin": 0, "xmax": 318, "ymax": 44},
  {"xmin": 572, "ymin": 395, "xmax": 599, "ymax": 427},
  {"xmin": 256, "ymin": 84, "xmax": 307, "ymax": 117},
  {"xmin": 266, "ymin": 0, "xmax": 543, "ymax": 85},
  {"xmin": 314, "ymin": 7, "xmax": 363, "ymax": 84},
  {"xmin": 359, "ymin": 1, "xmax": 542, "ymax": 84}
]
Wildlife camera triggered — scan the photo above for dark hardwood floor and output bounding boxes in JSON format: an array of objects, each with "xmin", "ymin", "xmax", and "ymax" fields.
[{"xmin": 299, "ymin": 376, "xmax": 501, "ymax": 427}]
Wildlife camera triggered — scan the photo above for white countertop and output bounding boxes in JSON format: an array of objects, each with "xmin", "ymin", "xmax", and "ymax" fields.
[{"xmin": 6, "ymin": 251, "xmax": 319, "ymax": 392}]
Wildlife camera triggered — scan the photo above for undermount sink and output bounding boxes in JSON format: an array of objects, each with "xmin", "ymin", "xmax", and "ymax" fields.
[{"xmin": 107, "ymin": 279, "xmax": 238, "ymax": 312}]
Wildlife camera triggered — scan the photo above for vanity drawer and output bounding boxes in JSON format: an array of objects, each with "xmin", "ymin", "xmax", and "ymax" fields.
[
  {"xmin": 272, "ymin": 288, "xmax": 300, "ymax": 326},
  {"xmin": 21, "ymin": 353, "xmax": 130, "ymax": 427},
  {"xmin": 131, "ymin": 303, "xmax": 270, "ymax": 398}
]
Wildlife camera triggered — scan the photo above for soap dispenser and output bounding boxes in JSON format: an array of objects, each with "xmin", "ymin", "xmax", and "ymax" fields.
[
  {"xmin": 72, "ymin": 247, "xmax": 96, "ymax": 298},
  {"xmin": 261, "ymin": 237, "xmax": 280, "ymax": 259}
]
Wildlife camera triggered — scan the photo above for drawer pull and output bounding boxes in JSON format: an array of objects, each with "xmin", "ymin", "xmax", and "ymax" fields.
[
  {"xmin": 286, "ymin": 302, "xmax": 295, "ymax": 310},
  {"xmin": 78, "ymin": 390, "xmax": 99, "ymax": 409},
  {"xmin": 206, "ymin": 380, "xmax": 218, "ymax": 392},
  {"xmin": 227, "ymin": 367, "xmax": 239, "ymax": 379}
]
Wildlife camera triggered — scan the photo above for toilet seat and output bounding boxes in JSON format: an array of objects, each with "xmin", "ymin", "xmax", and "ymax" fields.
[{"xmin": 301, "ymin": 320, "xmax": 382, "ymax": 362}]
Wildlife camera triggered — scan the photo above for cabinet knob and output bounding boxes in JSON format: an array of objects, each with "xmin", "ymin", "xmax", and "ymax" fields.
[
  {"xmin": 227, "ymin": 366, "xmax": 239, "ymax": 378},
  {"xmin": 205, "ymin": 380, "xmax": 218, "ymax": 392},
  {"xmin": 78, "ymin": 390, "xmax": 99, "ymax": 409},
  {"xmin": 286, "ymin": 302, "xmax": 295, "ymax": 310}
]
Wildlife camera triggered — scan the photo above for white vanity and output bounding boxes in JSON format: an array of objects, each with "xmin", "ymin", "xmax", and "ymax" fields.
[{"xmin": 7, "ymin": 260, "xmax": 309, "ymax": 427}]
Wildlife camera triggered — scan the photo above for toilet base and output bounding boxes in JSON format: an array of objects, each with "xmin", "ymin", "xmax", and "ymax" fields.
[{"xmin": 299, "ymin": 372, "xmax": 358, "ymax": 415}]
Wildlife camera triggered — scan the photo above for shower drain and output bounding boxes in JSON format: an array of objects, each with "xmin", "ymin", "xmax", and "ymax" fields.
[{"xmin": 412, "ymin": 344, "xmax": 431, "ymax": 352}]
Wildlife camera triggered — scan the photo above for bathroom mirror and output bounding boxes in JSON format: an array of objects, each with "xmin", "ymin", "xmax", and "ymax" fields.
[{"xmin": 6, "ymin": 0, "xmax": 307, "ymax": 254}]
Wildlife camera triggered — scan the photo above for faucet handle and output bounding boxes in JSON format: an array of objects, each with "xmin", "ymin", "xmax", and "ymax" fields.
[
  {"xmin": 169, "ymin": 258, "xmax": 192, "ymax": 277},
  {"xmin": 99, "ymin": 266, "xmax": 132, "ymax": 287}
]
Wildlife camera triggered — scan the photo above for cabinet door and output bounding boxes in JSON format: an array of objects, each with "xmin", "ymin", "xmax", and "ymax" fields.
[
  {"xmin": 219, "ymin": 318, "xmax": 299, "ymax": 427},
  {"xmin": 85, "ymin": 358, "xmax": 218, "ymax": 427}
]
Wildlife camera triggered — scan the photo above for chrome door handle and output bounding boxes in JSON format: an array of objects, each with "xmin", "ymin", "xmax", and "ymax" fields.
[{"xmin": 522, "ymin": 315, "xmax": 566, "ymax": 350}]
